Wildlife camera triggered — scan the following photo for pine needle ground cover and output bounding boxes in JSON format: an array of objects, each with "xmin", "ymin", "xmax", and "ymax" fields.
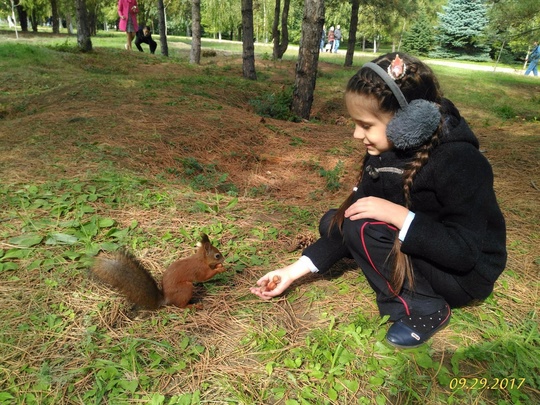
[{"xmin": 0, "ymin": 32, "xmax": 539, "ymax": 405}]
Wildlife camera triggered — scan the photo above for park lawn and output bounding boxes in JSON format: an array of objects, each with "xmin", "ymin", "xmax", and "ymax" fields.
[{"xmin": 0, "ymin": 31, "xmax": 539, "ymax": 404}]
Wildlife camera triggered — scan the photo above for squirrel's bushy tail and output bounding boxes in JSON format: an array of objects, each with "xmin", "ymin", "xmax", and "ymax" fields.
[{"xmin": 91, "ymin": 250, "xmax": 165, "ymax": 309}]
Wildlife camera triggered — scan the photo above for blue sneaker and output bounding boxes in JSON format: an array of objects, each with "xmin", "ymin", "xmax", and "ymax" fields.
[{"xmin": 386, "ymin": 304, "xmax": 451, "ymax": 348}]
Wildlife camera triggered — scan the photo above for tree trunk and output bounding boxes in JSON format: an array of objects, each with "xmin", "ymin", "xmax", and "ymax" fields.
[
  {"xmin": 291, "ymin": 0, "xmax": 324, "ymax": 120},
  {"xmin": 241, "ymin": 0, "xmax": 257, "ymax": 80},
  {"xmin": 75, "ymin": 0, "xmax": 92, "ymax": 52},
  {"xmin": 88, "ymin": 8, "xmax": 97, "ymax": 35},
  {"xmin": 9, "ymin": 0, "xmax": 19, "ymax": 38},
  {"xmin": 30, "ymin": 10, "xmax": 38, "ymax": 32},
  {"xmin": 271, "ymin": 0, "xmax": 280, "ymax": 56},
  {"xmin": 50, "ymin": 0, "xmax": 60, "ymax": 34},
  {"xmin": 190, "ymin": 0, "xmax": 201, "ymax": 64},
  {"xmin": 344, "ymin": 0, "xmax": 359, "ymax": 67},
  {"xmin": 66, "ymin": 14, "xmax": 74, "ymax": 35},
  {"xmin": 271, "ymin": 0, "xmax": 290, "ymax": 60},
  {"xmin": 17, "ymin": 5, "xmax": 28, "ymax": 32},
  {"xmin": 157, "ymin": 0, "xmax": 169, "ymax": 56}
]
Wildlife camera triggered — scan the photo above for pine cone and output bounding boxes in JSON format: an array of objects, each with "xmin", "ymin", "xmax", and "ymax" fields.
[
  {"xmin": 335, "ymin": 116, "xmax": 349, "ymax": 126},
  {"xmin": 287, "ymin": 233, "xmax": 317, "ymax": 252}
]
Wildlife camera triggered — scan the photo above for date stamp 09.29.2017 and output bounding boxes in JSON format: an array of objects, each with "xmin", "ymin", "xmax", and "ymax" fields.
[{"xmin": 449, "ymin": 377, "xmax": 526, "ymax": 390}]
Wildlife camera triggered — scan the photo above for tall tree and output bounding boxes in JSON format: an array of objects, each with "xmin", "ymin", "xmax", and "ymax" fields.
[
  {"xmin": 9, "ymin": 0, "xmax": 19, "ymax": 38},
  {"xmin": 252, "ymin": 0, "xmax": 272, "ymax": 42},
  {"xmin": 271, "ymin": 0, "xmax": 291, "ymax": 60},
  {"xmin": 202, "ymin": 0, "xmax": 241, "ymax": 40},
  {"xmin": 75, "ymin": 0, "xmax": 92, "ymax": 51},
  {"xmin": 488, "ymin": 0, "xmax": 540, "ymax": 49},
  {"xmin": 50, "ymin": 0, "xmax": 60, "ymax": 34},
  {"xmin": 241, "ymin": 0, "xmax": 257, "ymax": 80},
  {"xmin": 291, "ymin": 0, "xmax": 325, "ymax": 120},
  {"xmin": 190, "ymin": 0, "xmax": 201, "ymax": 64},
  {"xmin": 29, "ymin": 8, "xmax": 38, "ymax": 32},
  {"xmin": 344, "ymin": 0, "xmax": 359, "ymax": 67},
  {"xmin": 16, "ymin": 4, "xmax": 28, "ymax": 31},
  {"xmin": 342, "ymin": 0, "xmax": 418, "ymax": 66},
  {"xmin": 401, "ymin": 10, "xmax": 436, "ymax": 56},
  {"xmin": 157, "ymin": 0, "xmax": 169, "ymax": 56},
  {"xmin": 434, "ymin": 0, "xmax": 490, "ymax": 60}
]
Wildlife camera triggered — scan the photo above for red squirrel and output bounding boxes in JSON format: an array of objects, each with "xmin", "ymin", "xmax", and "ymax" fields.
[{"xmin": 90, "ymin": 234, "xmax": 226, "ymax": 309}]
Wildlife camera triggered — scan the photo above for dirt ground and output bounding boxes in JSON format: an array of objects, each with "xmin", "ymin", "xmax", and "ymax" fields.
[{"xmin": 2, "ymin": 48, "xmax": 538, "ymax": 227}]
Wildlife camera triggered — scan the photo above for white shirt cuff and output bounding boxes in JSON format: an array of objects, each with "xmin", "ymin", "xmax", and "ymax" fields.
[
  {"xmin": 299, "ymin": 255, "xmax": 319, "ymax": 273},
  {"xmin": 398, "ymin": 211, "xmax": 415, "ymax": 242}
]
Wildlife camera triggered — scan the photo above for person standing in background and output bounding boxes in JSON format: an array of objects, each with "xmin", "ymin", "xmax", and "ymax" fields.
[
  {"xmin": 118, "ymin": 0, "xmax": 139, "ymax": 51},
  {"xmin": 320, "ymin": 25, "xmax": 326, "ymax": 53},
  {"xmin": 334, "ymin": 25, "xmax": 342, "ymax": 53},
  {"xmin": 326, "ymin": 27, "xmax": 335, "ymax": 52}
]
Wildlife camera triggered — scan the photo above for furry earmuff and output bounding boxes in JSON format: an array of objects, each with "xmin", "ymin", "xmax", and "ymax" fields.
[
  {"xmin": 363, "ymin": 59, "xmax": 441, "ymax": 150},
  {"xmin": 386, "ymin": 99, "xmax": 441, "ymax": 150}
]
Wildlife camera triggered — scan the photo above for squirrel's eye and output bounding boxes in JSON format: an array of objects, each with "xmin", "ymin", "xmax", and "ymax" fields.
[{"xmin": 215, "ymin": 253, "xmax": 221, "ymax": 259}]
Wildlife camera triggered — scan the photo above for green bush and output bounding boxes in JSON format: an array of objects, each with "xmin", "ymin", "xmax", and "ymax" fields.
[{"xmin": 249, "ymin": 87, "xmax": 298, "ymax": 121}]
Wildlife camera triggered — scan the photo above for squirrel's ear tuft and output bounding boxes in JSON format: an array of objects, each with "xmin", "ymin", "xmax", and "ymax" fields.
[{"xmin": 197, "ymin": 233, "xmax": 210, "ymax": 249}]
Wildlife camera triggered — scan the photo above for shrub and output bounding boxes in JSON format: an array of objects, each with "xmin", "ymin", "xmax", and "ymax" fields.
[{"xmin": 249, "ymin": 87, "xmax": 298, "ymax": 121}]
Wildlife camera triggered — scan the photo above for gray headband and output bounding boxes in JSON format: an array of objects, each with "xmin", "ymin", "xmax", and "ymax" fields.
[{"xmin": 362, "ymin": 61, "xmax": 441, "ymax": 150}]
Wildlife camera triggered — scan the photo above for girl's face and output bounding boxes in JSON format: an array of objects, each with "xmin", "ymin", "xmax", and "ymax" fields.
[{"xmin": 345, "ymin": 93, "xmax": 394, "ymax": 155}]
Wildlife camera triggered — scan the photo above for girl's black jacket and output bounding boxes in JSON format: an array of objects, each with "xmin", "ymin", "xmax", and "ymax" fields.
[{"xmin": 355, "ymin": 102, "xmax": 507, "ymax": 300}]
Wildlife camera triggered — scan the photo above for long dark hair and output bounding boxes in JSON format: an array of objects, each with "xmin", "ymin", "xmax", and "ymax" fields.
[{"xmin": 332, "ymin": 53, "xmax": 446, "ymax": 292}]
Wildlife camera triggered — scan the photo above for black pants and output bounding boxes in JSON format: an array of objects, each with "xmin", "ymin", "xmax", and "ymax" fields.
[
  {"xmin": 303, "ymin": 210, "xmax": 473, "ymax": 321},
  {"xmin": 135, "ymin": 36, "xmax": 157, "ymax": 54}
]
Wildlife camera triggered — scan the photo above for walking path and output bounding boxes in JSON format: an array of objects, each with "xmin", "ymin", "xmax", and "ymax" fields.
[
  {"xmin": 424, "ymin": 59, "xmax": 523, "ymax": 75},
  {"xmin": 348, "ymin": 49, "xmax": 524, "ymax": 75}
]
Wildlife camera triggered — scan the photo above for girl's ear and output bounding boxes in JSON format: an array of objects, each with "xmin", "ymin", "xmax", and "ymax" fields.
[{"xmin": 386, "ymin": 100, "xmax": 441, "ymax": 150}]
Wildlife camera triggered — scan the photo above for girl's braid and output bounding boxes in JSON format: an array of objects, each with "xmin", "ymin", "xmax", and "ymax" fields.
[
  {"xmin": 402, "ymin": 127, "xmax": 440, "ymax": 207},
  {"xmin": 392, "ymin": 125, "xmax": 440, "ymax": 292}
]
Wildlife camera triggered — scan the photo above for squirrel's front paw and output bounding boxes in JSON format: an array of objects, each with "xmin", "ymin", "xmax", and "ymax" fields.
[{"xmin": 215, "ymin": 263, "xmax": 227, "ymax": 273}]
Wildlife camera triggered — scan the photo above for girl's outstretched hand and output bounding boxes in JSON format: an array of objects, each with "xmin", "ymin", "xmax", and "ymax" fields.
[
  {"xmin": 250, "ymin": 269, "xmax": 292, "ymax": 299},
  {"xmin": 250, "ymin": 259, "xmax": 312, "ymax": 300}
]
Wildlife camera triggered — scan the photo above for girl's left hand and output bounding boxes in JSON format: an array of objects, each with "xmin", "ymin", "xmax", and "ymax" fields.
[{"xmin": 345, "ymin": 196, "xmax": 409, "ymax": 229}]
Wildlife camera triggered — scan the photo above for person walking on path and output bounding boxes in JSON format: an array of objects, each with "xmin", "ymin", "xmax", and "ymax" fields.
[
  {"xmin": 524, "ymin": 41, "xmax": 539, "ymax": 76},
  {"xmin": 333, "ymin": 25, "xmax": 342, "ymax": 53},
  {"xmin": 118, "ymin": 0, "xmax": 139, "ymax": 51}
]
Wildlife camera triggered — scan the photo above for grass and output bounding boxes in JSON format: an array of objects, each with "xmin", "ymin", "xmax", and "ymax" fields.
[
  {"xmin": 0, "ymin": 30, "xmax": 539, "ymax": 404},
  {"xmin": 431, "ymin": 66, "xmax": 540, "ymax": 123}
]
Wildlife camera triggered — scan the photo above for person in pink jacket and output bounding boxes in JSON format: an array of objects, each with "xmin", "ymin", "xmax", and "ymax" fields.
[{"xmin": 118, "ymin": 0, "xmax": 139, "ymax": 50}]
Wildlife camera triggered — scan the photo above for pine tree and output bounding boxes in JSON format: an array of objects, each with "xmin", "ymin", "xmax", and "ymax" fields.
[
  {"xmin": 432, "ymin": 0, "xmax": 491, "ymax": 61},
  {"xmin": 402, "ymin": 12, "xmax": 436, "ymax": 56}
]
